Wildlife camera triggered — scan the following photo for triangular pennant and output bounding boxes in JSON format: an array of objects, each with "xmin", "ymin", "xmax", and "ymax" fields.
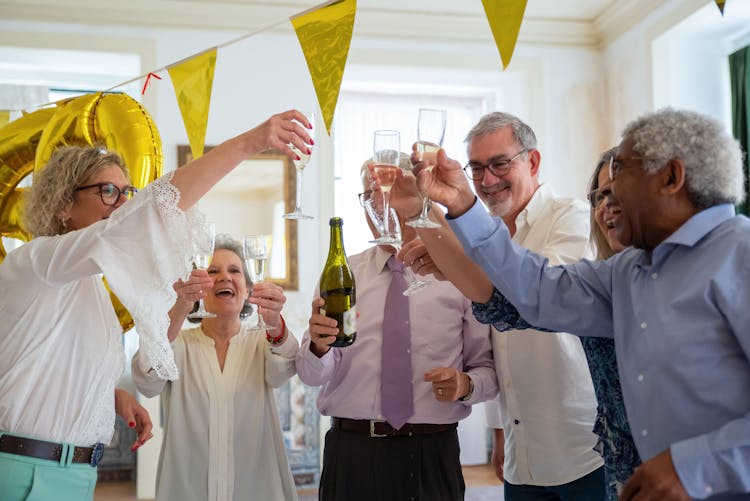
[
  {"xmin": 168, "ymin": 49, "xmax": 217, "ymax": 159},
  {"xmin": 0, "ymin": 111, "xmax": 9, "ymax": 128},
  {"xmin": 292, "ymin": 0, "xmax": 356, "ymax": 135},
  {"xmin": 716, "ymin": 0, "xmax": 726, "ymax": 15},
  {"xmin": 482, "ymin": 0, "xmax": 528, "ymax": 70}
]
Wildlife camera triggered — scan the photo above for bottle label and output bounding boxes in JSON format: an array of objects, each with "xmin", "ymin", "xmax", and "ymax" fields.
[{"xmin": 342, "ymin": 306, "xmax": 356, "ymax": 335}]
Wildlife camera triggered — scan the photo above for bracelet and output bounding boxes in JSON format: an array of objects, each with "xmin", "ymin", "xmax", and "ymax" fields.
[{"xmin": 266, "ymin": 316, "xmax": 286, "ymax": 344}]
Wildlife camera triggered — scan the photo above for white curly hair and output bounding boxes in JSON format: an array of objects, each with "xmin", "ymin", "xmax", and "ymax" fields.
[{"xmin": 622, "ymin": 108, "xmax": 746, "ymax": 209}]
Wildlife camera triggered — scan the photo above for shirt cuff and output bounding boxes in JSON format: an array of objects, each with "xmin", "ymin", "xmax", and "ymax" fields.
[
  {"xmin": 671, "ymin": 434, "xmax": 723, "ymax": 499},
  {"xmin": 446, "ymin": 198, "xmax": 498, "ymax": 249},
  {"xmin": 269, "ymin": 329, "xmax": 298, "ymax": 358}
]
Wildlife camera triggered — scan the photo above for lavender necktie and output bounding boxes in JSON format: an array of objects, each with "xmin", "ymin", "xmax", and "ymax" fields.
[{"xmin": 380, "ymin": 256, "xmax": 414, "ymax": 430}]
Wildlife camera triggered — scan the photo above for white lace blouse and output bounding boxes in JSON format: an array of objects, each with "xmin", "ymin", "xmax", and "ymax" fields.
[{"xmin": 0, "ymin": 174, "xmax": 196, "ymax": 446}]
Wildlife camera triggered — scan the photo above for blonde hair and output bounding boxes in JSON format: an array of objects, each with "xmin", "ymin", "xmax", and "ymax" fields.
[{"xmin": 24, "ymin": 145, "xmax": 128, "ymax": 237}]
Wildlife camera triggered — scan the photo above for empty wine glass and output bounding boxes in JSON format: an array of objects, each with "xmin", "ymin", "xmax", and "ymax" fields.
[
  {"xmin": 364, "ymin": 198, "xmax": 432, "ymax": 296},
  {"xmin": 283, "ymin": 111, "xmax": 315, "ymax": 220},
  {"xmin": 243, "ymin": 234, "xmax": 275, "ymax": 332},
  {"xmin": 189, "ymin": 222, "xmax": 217, "ymax": 319},
  {"xmin": 407, "ymin": 108, "xmax": 446, "ymax": 229},
  {"xmin": 371, "ymin": 130, "xmax": 401, "ymax": 245}
]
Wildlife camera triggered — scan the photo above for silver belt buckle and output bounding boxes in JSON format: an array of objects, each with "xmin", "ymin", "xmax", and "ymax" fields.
[{"xmin": 369, "ymin": 419, "xmax": 388, "ymax": 438}]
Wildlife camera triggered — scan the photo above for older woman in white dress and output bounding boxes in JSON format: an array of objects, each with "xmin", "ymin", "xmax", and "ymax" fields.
[
  {"xmin": 132, "ymin": 234, "xmax": 299, "ymax": 501},
  {"xmin": 0, "ymin": 110, "xmax": 311, "ymax": 501}
]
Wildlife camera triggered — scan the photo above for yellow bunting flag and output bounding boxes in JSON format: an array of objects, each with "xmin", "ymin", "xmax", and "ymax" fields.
[
  {"xmin": 482, "ymin": 0, "xmax": 528, "ymax": 70},
  {"xmin": 292, "ymin": 0, "xmax": 356, "ymax": 135},
  {"xmin": 168, "ymin": 48, "xmax": 217, "ymax": 159},
  {"xmin": 0, "ymin": 111, "xmax": 9, "ymax": 128},
  {"xmin": 715, "ymin": 0, "xmax": 726, "ymax": 15}
]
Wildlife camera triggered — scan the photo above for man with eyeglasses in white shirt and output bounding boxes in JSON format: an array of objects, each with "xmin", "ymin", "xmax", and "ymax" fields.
[{"xmin": 460, "ymin": 112, "xmax": 604, "ymax": 501}]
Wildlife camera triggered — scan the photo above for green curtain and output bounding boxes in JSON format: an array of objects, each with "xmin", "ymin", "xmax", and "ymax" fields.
[{"xmin": 729, "ymin": 46, "xmax": 750, "ymax": 216}]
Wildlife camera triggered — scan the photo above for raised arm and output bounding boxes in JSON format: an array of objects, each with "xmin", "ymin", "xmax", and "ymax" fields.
[{"xmin": 170, "ymin": 109, "xmax": 312, "ymax": 210}]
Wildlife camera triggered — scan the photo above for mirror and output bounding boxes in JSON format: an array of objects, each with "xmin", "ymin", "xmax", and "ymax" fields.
[{"xmin": 178, "ymin": 146, "xmax": 298, "ymax": 290}]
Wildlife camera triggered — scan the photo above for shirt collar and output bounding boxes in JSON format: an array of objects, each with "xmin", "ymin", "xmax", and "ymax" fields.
[
  {"xmin": 647, "ymin": 204, "xmax": 736, "ymax": 268},
  {"xmin": 515, "ymin": 183, "xmax": 549, "ymax": 229},
  {"xmin": 374, "ymin": 245, "xmax": 395, "ymax": 275}
]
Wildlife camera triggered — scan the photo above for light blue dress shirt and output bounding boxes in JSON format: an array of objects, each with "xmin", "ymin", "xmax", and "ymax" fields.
[{"xmin": 448, "ymin": 200, "xmax": 750, "ymax": 500}]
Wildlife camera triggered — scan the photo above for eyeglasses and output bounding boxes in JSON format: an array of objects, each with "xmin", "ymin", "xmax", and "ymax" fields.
[
  {"xmin": 608, "ymin": 155, "xmax": 662, "ymax": 180},
  {"xmin": 464, "ymin": 149, "xmax": 528, "ymax": 180},
  {"xmin": 357, "ymin": 190, "xmax": 373, "ymax": 207},
  {"xmin": 75, "ymin": 182, "xmax": 137, "ymax": 206},
  {"xmin": 587, "ymin": 186, "xmax": 612, "ymax": 208}
]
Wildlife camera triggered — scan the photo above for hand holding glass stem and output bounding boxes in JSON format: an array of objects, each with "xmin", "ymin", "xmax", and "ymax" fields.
[
  {"xmin": 189, "ymin": 222, "xmax": 217, "ymax": 319},
  {"xmin": 243, "ymin": 234, "xmax": 274, "ymax": 332}
]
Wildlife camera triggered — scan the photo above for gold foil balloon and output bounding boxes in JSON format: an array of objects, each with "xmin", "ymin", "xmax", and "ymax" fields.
[
  {"xmin": 0, "ymin": 92, "xmax": 163, "ymax": 332},
  {"xmin": 0, "ymin": 107, "xmax": 56, "ymax": 258}
]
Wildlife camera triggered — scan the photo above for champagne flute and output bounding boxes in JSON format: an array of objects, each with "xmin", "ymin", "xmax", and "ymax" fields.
[
  {"xmin": 283, "ymin": 111, "xmax": 315, "ymax": 220},
  {"xmin": 364, "ymin": 198, "xmax": 432, "ymax": 296},
  {"xmin": 372, "ymin": 130, "xmax": 401, "ymax": 245},
  {"xmin": 407, "ymin": 108, "xmax": 446, "ymax": 229},
  {"xmin": 243, "ymin": 234, "xmax": 275, "ymax": 332},
  {"xmin": 189, "ymin": 222, "xmax": 217, "ymax": 319}
]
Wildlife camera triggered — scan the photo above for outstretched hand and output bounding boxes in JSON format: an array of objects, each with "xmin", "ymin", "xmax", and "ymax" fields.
[
  {"xmin": 426, "ymin": 149, "xmax": 476, "ymax": 217},
  {"xmin": 242, "ymin": 109, "xmax": 313, "ymax": 161}
]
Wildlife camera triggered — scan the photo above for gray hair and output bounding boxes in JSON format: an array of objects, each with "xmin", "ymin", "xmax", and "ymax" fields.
[
  {"xmin": 464, "ymin": 112, "xmax": 537, "ymax": 154},
  {"xmin": 622, "ymin": 108, "xmax": 746, "ymax": 209},
  {"xmin": 187, "ymin": 233, "xmax": 253, "ymax": 323},
  {"xmin": 24, "ymin": 145, "xmax": 128, "ymax": 237},
  {"xmin": 360, "ymin": 152, "xmax": 414, "ymax": 191},
  {"xmin": 588, "ymin": 146, "xmax": 618, "ymax": 260}
]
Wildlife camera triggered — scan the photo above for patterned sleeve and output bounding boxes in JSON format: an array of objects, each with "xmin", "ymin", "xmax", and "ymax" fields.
[{"xmin": 472, "ymin": 288, "xmax": 552, "ymax": 333}]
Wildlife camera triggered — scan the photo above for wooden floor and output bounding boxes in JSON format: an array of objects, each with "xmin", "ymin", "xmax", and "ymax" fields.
[{"xmin": 94, "ymin": 464, "xmax": 502, "ymax": 500}]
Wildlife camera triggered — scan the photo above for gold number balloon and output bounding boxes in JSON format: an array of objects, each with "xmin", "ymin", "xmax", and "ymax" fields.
[{"xmin": 0, "ymin": 92, "xmax": 163, "ymax": 331}]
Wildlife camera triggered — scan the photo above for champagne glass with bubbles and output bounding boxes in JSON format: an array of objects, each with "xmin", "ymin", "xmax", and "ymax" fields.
[
  {"xmin": 189, "ymin": 222, "xmax": 217, "ymax": 319},
  {"xmin": 243, "ymin": 234, "xmax": 275, "ymax": 332},
  {"xmin": 371, "ymin": 130, "xmax": 401, "ymax": 245},
  {"xmin": 365, "ymin": 198, "xmax": 432, "ymax": 296},
  {"xmin": 283, "ymin": 111, "xmax": 315, "ymax": 220},
  {"xmin": 407, "ymin": 108, "xmax": 446, "ymax": 229}
]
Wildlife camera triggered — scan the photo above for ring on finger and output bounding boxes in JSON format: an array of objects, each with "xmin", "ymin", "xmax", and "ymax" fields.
[
  {"xmin": 437, "ymin": 388, "xmax": 444, "ymax": 396},
  {"xmin": 419, "ymin": 258, "xmax": 425, "ymax": 266}
]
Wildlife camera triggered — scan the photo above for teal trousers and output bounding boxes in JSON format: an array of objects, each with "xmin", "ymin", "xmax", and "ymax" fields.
[{"xmin": 0, "ymin": 433, "xmax": 98, "ymax": 501}]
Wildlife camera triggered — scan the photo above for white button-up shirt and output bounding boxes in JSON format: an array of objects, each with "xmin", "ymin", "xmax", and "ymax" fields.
[{"xmin": 484, "ymin": 184, "xmax": 603, "ymax": 486}]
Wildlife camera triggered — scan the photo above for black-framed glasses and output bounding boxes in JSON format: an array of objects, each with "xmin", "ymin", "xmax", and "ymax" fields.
[
  {"xmin": 357, "ymin": 190, "xmax": 373, "ymax": 207},
  {"xmin": 587, "ymin": 186, "xmax": 612, "ymax": 208},
  {"xmin": 463, "ymin": 149, "xmax": 528, "ymax": 180},
  {"xmin": 608, "ymin": 155, "xmax": 662, "ymax": 180},
  {"xmin": 75, "ymin": 182, "xmax": 137, "ymax": 206}
]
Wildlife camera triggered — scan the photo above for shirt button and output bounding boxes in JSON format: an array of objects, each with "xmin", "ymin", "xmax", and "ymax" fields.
[
  {"xmin": 640, "ymin": 322, "xmax": 647, "ymax": 329},
  {"xmin": 704, "ymin": 485, "xmax": 713, "ymax": 495},
  {"xmin": 637, "ymin": 374, "xmax": 644, "ymax": 382},
  {"xmin": 514, "ymin": 419, "xmax": 520, "ymax": 425},
  {"xmin": 641, "ymin": 429, "xmax": 648, "ymax": 437},
  {"xmin": 651, "ymin": 273, "xmax": 658, "ymax": 279}
]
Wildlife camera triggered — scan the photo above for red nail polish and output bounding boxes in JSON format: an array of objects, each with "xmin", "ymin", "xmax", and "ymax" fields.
[
  {"xmin": 307, "ymin": 148, "xmax": 312, "ymax": 155},
  {"xmin": 310, "ymin": 139, "xmax": 315, "ymax": 145},
  {"xmin": 131, "ymin": 445, "xmax": 139, "ymax": 452},
  {"xmin": 295, "ymin": 155, "xmax": 301, "ymax": 161},
  {"xmin": 128, "ymin": 421, "xmax": 135, "ymax": 428}
]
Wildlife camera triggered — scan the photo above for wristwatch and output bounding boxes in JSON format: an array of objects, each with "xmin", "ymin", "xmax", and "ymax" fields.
[{"xmin": 458, "ymin": 374, "xmax": 474, "ymax": 402}]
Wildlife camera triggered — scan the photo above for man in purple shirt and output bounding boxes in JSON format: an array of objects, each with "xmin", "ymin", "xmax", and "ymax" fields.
[{"xmin": 296, "ymin": 154, "xmax": 497, "ymax": 501}]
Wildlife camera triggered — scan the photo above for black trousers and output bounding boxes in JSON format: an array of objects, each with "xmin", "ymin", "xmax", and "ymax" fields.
[{"xmin": 318, "ymin": 426, "xmax": 465, "ymax": 501}]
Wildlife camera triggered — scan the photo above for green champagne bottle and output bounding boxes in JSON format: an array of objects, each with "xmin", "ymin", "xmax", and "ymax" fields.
[{"xmin": 320, "ymin": 217, "xmax": 356, "ymax": 347}]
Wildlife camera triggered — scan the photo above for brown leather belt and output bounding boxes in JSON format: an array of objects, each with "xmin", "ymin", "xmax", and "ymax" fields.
[
  {"xmin": 331, "ymin": 417, "xmax": 457, "ymax": 438},
  {"xmin": 0, "ymin": 433, "xmax": 104, "ymax": 466}
]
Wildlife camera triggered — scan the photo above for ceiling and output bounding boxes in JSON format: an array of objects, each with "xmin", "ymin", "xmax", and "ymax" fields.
[{"xmin": 0, "ymin": 0, "xmax": 657, "ymax": 47}]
